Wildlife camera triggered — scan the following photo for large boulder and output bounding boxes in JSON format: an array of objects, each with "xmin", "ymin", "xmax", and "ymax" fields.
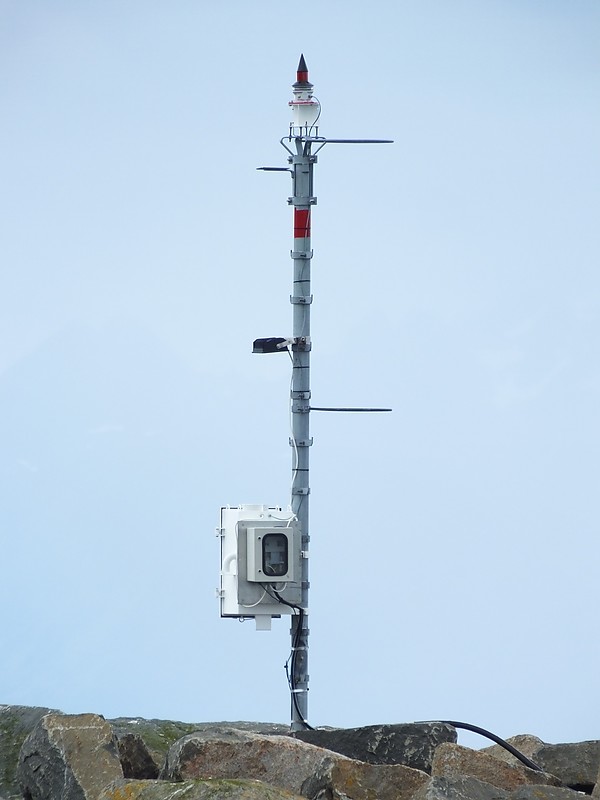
[
  {"xmin": 0, "ymin": 705, "xmax": 61, "ymax": 800},
  {"xmin": 511, "ymin": 788, "xmax": 595, "ymax": 800},
  {"xmin": 432, "ymin": 743, "xmax": 561, "ymax": 793},
  {"xmin": 532, "ymin": 742, "xmax": 600, "ymax": 791},
  {"xmin": 413, "ymin": 775, "xmax": 509, "ymax": 800},
  {"xmin": 483, "ymin": 736, "xmax": 600, "ymax": 792},
  {"xmin": 17, "ymin": 713, "xmax": 123, "ymax": 800},
  {"xmin": 295, "ymin": 722, "xmax": 457, "ymax": 772},
  {"xmin": 415, "ymin": 776, "xmax": 586, "ymax": 800},
  {"xmin": 481, "ymin": 736, "xmax": 546, "ymax": 768},
  {"xmin": 301, "ymin": 755, "xmax": 429, "ymax": 800},
  {"xmin": 99, "ymin": 778, "xmax": 305, "ymax": 800},
  {"xmin": 161, "ymin": 728, "xmax": 429, "ymax": 800}
]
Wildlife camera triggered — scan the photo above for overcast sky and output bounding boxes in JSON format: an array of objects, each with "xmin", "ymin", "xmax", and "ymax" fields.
[{"xmin": 1, "ymin": 1, "xmax": 599, "ymax": 749}]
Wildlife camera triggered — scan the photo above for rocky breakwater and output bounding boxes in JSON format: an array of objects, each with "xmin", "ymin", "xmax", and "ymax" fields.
[{"xmin": 0, "ymin": 705, "xmax": 599, "ymax": 800}]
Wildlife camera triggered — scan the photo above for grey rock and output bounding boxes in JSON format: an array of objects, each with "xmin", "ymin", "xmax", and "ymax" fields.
[
  {"xmin": 484, "ymin": 736, "xmax": 600, "ymax": 791},
  {"xmin": 534, "ymin": 742, "xmax": 600, "ymax": 791},
  {"xmin": 17, "ymin": 713, "xmax": 123, "ymax": 800},
  {"xmin": 302, "ymin": 755, "xmax": 429, "ymax": 800},
  {"xmin": 161, "ymin": 728, "xmax": 335, "ymax": 790},
  {"xmin": 99, "ymin": 778, "xmax": 306, "ymax": 800},
  {"xmin": 432, "ymin": 743, "xmax": 561, "ymax": 792},
  {"xmin": 161, "ymin": 728, "xmax": 429, "ymax": 800},
  {"xmin": 413, "ymin": 775, "xmax": 509, "ymax": 800},
  {"xmin": 415, "ymin": 777, "xmax": 583, "ymax": 800},
  {"xmin": 511, "ymin": 787, "xmax": 590, "ymax": 800},
  {"xmin": 116, "ymin": 734, "xmax": 159, "ymax": 779},
  {"xmin": 482, "ymin": 736, "xmax": 546, "ymax": 768},
  {"xmin": 294, "ymin": 722, "xmax": 457, "ymax": 772},
  {"xmin": 593, "ymin": 762, "xmax": 600, "ymax": 799},
  {"xmin": 0, "ymin": 705, "xmax": 61, "ymax": 800}
]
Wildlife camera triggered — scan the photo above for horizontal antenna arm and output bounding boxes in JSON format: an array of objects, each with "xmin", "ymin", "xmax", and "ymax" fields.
[{"xmin": 310, "ymin": 407, "xmax": 392, "ymax": 412}]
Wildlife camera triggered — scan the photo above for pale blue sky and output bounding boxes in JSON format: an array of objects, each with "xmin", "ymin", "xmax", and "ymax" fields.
[{"xmin": 1, "ymin": 0, "xmax": 599, "ymax": 747}]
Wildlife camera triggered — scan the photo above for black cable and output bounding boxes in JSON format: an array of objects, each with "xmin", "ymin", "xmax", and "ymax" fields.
[
  {"xmin": 265, "ymin": 585, "xmax": 313, "ymax": 731},
  {"xmin": 417, "ymin": 720, "xmax": 543, "ymax": 772},
  {"xmin": 288, "ymin": 609, "xmax": 310, "ymax": 729}
]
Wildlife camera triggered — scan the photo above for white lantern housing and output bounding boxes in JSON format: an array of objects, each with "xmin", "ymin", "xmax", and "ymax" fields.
[{"xmin": 289, "ymin": 54, "xmax": 320, "ymax": 136}]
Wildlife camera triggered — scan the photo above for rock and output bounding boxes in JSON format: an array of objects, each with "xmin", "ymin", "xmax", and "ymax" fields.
[
  {"xmin": 17, "ymin": 713, "xmax": 124, "ymax": 800},
  {"xmin": 161, "ymin": 728, "xmax": 429, "ymax": 800},
  {"xmin": 414, "ymin": 777, "xmax": 589, "ymax": 800},
  {"xmin": 302, "ymin": 755, "xmax": 429, "ymax": 800},
  {"xmin": 593, "ymin": 761, "xmax": 600, "ymax": 799},
  {"xmin": 5, "ymin": 706, "xmax": 598, "ymax": 800},
  {"xmin": 413, "ymin": 775, "xmax": 509, "ymax": 800},
  {"xmin": 511, "ymin": 787, "xmax": 592, "ymax": 800},
  {"xmin": 160, "ymin": 729, "xmax": 324, "ymax": 789},
  {"xmin": 110, "ymin": 718, "xmax": 205, "ymax": 776},
  {"xmin": 482, "ymin": 736, "xmax": 546, "ymax": 767},
  {"xmin": 295, "ymin": 722, "xmax": 457, "ymax": 772},
  {"xmin": 99, "ymin": 778, "xmax": 306, "ymax": 800},
  {"xmin": 483, "ymin": 736, "xmax": 600, "ymax": 792},
  {"xmin": 115, "ymin": 734, "xmax": 159, "ymax": 780},
  {"xmin": 0, "ymin": 705, "xmax": 61, "ymax": 800},
  {"xmin": 432, "ymin": 743, "xmax": 561, "ymax": 793},
  {"xmin": 533, "ymin": 742, "xmax": 600, "ymax": 791},
  {"xmin": 109, "ymin": 718, "xmax": 289, "ymax": 776},
  {"xmin": 190, "ymin": 723, "xmax": 290, "ymax": 736}
]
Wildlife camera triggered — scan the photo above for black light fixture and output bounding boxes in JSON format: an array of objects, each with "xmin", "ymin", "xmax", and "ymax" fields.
[{"xmin": 252, "ymin": 337, "xmax": 289, "ymax": 354}]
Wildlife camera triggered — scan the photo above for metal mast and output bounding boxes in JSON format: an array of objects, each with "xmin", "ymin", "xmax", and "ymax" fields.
[
  {"xmin": 287, "ymin": 54, "xmax": 316, "ymax": 731},
  {"xmin": 258, "ymin": 55, "xmax": 391, "ymax": 732}
]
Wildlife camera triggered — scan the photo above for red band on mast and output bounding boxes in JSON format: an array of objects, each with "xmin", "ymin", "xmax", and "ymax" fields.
[{"xmin": 294, "ymin": 209, "xmax": 311, "ymax": 238}]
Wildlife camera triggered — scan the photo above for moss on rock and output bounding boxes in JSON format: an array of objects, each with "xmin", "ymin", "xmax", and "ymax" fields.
[{"xmin": 0, "ymin": 705, "xmax": 61, "ymax": 799}]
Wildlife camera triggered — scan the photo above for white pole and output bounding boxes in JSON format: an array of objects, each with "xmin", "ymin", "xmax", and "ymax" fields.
[{"xmin": 288, "ymin": 133, "xmax": 314, "ymax": 731}]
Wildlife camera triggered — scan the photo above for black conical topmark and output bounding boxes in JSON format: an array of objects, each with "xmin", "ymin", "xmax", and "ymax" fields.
[
  {"xmin": 294, "ymin": 53, "xmax": 313, "ymax": 89},
  {"xmin": 297, "ymin": 54, "xmax": 308, "ymax": 78}
]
